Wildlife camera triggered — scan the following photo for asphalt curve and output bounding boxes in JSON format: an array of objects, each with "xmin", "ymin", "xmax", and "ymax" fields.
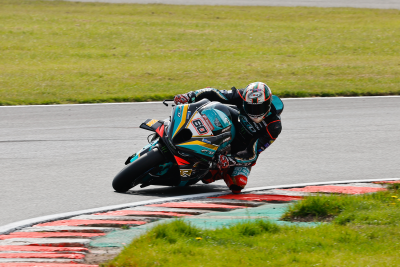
[
  {"xmin": 63, "ymin": 0, "xmax": 400, "ymax": 9},
  {"xmin": 0, "ymin": 96, "xmax": 399, "ymax": 226}
]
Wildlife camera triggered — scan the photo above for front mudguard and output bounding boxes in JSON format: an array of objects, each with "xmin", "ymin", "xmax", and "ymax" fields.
[
  {"xmin": 113, "ymin": 148, "xmax": 166, "ymax": 192},
  {"xmin": 126, "ymin": 139, "xmax": 160, "ymax": 165}
]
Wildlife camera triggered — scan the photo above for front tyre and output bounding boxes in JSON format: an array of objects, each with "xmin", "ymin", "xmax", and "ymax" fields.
[{"xmin": 112, "ymin": 148, "xmax": 165, "ymax": 192}]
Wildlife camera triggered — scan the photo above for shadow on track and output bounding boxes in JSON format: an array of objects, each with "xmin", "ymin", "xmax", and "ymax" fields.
[{"xmin": 114, "ymin": 184, "xmax": 229, "ymax": 198}]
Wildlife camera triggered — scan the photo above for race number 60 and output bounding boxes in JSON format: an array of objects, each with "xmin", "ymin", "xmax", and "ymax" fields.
[{"xmin": 192, "ymin": 119, "xmax": 208, "ymax": 135}]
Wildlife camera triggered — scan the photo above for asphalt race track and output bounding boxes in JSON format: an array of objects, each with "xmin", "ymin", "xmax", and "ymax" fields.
[
  {"xmin": 1, "ymin": 96, "xmax": 399, "ymax": 226},
  {"xmin": 63, "ymin": 0, "xmax": 400, "ymax": 9},
  {"xmin": 1, "ymin": 0, "xmax": 399, "ymax": 227}
]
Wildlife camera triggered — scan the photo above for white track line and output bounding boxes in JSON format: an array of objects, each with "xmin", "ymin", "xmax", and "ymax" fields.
[
  {"xmin": 0, "ymin": 102, "xmax": 163, "ymax": 108},
  {"xmin": 1, "ymin": 177, "xmax": 398, "ymax": 235},
  {"xmin": 1, "ymin": 95, "xmax": 399, "ymax": 108}
]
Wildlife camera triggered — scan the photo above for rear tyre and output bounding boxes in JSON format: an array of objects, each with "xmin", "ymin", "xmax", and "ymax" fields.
[{"xmin": 112, "ymin": 149, "xmax": 165, "ymax": 192}]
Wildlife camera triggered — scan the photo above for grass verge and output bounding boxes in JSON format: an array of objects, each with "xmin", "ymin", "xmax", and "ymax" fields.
[
  {"xmin": 282, "ymin": 190, "xmax": 400, "ymax": 224},
  {"xmin": 1, "ymin": 0, "xmax": 400, "ymax": 105},
  {"xmin": 102, "ymin": 188, "xmax": 400, "ymax": 266}
]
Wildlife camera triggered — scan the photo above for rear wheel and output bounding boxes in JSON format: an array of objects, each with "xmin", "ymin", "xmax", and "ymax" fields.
[{"xmin": 112, "ymin": 149, "xmax": 165, "ymax": 192}]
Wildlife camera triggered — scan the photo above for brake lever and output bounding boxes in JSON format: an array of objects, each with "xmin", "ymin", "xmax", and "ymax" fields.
[{"xmin": 163, "ymin": 99, "xmax": 175, "ymax": 107}]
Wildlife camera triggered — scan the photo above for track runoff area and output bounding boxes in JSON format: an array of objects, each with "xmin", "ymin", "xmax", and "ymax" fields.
[{"xmin": 0, "ymin": 178, "xmax": 399, "ymax": 266}]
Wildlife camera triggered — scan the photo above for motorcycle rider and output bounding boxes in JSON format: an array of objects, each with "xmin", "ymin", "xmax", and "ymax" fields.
[{"xmin": 174, "ymin": 82, "xmax": 283, "ymax": 193}]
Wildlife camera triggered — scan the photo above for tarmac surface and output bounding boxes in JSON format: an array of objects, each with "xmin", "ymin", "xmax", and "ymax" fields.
[
  {"xmin": 63, "ymin": 0, "xmax": 400, "ymax": 9},
  {"xmin": 1, "ymin": 96, "xmax": 399, "ymax": 227}
]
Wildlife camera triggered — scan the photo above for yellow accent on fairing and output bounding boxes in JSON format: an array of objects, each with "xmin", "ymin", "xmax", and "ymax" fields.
[
  {"xmin": 146, "ymin": 119, "xmax": 158, "ymax": 127},
  {"xmin": 172, "ymin": 104, "xmax": 189, "ymax": 138},
  {"xmin": 178, "ymin": 140, "xmax": 219, "ymax": 151}
]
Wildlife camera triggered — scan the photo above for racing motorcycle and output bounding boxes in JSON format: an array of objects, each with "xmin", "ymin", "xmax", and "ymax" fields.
[{"xmin": 112, "ymin": 99, "xmax": 238, "ymax": 192}]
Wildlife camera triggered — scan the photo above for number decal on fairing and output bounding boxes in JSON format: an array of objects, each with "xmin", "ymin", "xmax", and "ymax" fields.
[{"xmin": 192, "ymin": 119, "xmax": 208, "ymax": 135}]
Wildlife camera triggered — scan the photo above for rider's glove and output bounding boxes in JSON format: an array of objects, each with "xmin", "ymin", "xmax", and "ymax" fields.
[
  {"xmin": 217, "ymin": 154, "xmax": 230, "ymax": 169},
  {"xmin": 174, "ymin": 93, "xmax": 190, "ymax": 105}
]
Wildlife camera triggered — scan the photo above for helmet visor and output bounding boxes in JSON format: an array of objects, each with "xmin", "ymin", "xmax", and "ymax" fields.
[{"xmin": 243, "ymin": 101, "xmax": 270, "ymax": 118}]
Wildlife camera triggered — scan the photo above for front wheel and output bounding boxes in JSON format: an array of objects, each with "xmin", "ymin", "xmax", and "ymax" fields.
[{"xmin": 112, "ymin": 149, "xmax": 165, "ymax": 192}]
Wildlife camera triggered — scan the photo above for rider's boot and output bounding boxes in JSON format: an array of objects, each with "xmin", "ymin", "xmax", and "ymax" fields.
[{"xmin": 223, "ymin": 173, "xmax": 248, "ymax": 194}]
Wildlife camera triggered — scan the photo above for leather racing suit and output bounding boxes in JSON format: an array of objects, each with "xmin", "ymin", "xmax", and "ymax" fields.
[{"xmin": 184, "ymin": 87, "xmax": 283, "ymax": 193}]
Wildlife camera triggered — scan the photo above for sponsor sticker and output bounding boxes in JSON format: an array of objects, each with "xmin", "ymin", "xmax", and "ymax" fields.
[
  {"xmin": 253, "ymin": 122, "xmax": 260, "ymax": 130},
  {"xmin": 201, "ymin": 149, "xmax": 214, "ymax": 156},
  {"xmin": 232, "ymin": 167, "xmax": 250, "ymax": 177},
  {"xmin": 202, "ymin": 138, "xmax": 211, "ymax": 144},
  {"xmin": 222, "ymin": 125, "xmax": 232, "ymax": 133},
  {"xmin": 202, "ymin": 115, "xmax": 214, "ymax": 131},
  {"xmin": 223, "ymin": 137, "xmax": 231, "ymax": 143},
  {"xmin": 258, "ymin": 142, "xmax": 270, "ymax": 153},
  {"xmin": 248, "ymin": 91, "xmax": 262, "ymax": 99},
  {"xmin": 240, "ymin": 115, "xmax": 256, "ymax": 133},
  {"xmin": 239, "ymin": 177, "xmax": 247, "ymax": 184},
  {"xmin": 180, "ymin": 169, "xmax": 192, "ymax": 177}
]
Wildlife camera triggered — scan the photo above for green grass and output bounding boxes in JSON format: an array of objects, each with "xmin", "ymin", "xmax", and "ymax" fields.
[
  {"xmin": 281, "ymin": 190, "xmax": 400, "ymax": 224},
  {"xmin": 102, "ymin": 189, "xmax": 400, "ymax": 266},
  {"xmin": 1, "ymin": 1, "xmax": 400, "ymax": 105},
  {"xmin": 386, "ymin": 183, "xmax": 400, "ymax": 190}
]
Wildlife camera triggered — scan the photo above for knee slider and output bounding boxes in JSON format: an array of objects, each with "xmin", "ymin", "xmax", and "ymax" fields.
[
  {"xmin": 229, "ymin": 185, "xmax": 243, "ymax": 194},
  {"xmin": 224, "ymin": 174, "xmax": 248, "ymax": 194}
]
